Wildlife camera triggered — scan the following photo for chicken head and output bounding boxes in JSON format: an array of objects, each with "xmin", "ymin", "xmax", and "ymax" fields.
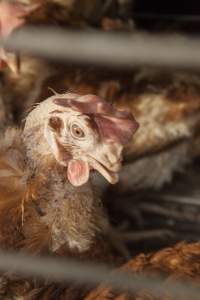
[{"xmin": 24, "ymin": 93, "xmax": 138, "ymax": 186}]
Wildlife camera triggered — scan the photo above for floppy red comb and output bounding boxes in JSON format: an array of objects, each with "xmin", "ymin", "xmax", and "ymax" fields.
[
  {"xmin": 54, "ymin": 95, "xmax": 111, "ymax": 114},
  {"xmin": 54, "ymin": 94, "xmax": 139, "ymax": 145}
]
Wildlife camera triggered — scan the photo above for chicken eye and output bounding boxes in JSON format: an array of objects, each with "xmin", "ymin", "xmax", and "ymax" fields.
[{"xmin": 71, "ymin": 124, "xmax": 85, "ymax": 138}]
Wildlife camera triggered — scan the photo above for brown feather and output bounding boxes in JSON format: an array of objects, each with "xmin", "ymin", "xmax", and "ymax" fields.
[{"xmin": 85, "ymin": 241, "xmax": 200, "ymax": 300}]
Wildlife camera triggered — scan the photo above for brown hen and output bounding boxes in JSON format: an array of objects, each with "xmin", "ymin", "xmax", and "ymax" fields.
[
  {"xmin": 0, "ymin": 92, "xmax": 137, "ymax": 298},
  {"xmin": 85, "ymin": 241, "xmax": 200, "ymax": 300}
]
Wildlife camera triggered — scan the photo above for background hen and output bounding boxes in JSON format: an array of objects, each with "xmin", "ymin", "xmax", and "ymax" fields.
[{"xmin": 85, "ymin": 241, "xmax": 200, "ymax": 300}]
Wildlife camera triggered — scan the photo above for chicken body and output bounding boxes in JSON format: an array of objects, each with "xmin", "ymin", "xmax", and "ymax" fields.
[
  {"xmin": 0, "ymin": 130, "xmax": 104, "ymax": 299},
  {"xmin": 0, "ymin": 92, "xmax": 137, "ymax": 255},
  {"xmin": 24, "ymin": 163, "xmax": 107, "ymax": 254},
  {"xmin": 85, "ymin": 241, "xmax": 200, "ymax": 300},
  {"xmin": 0, "ymin": 92, "xmax": 138, "ymax": 298}
]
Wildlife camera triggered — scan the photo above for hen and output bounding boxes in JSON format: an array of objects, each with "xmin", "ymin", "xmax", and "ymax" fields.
[
  {"xmin": 0, "ymin": 92, "xmax": 138, "ymax": 297},
  {"xmin": 85, "ymin": 241, "xmax": 200, "ymax": 300}
]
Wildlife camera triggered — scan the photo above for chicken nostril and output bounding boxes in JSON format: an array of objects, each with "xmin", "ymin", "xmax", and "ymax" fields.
[
  {"xmin": 105, "ymin": 153, "xmax": 117, "ymax": 165},
  {"xmin": 104, "ymin": 153, "xmax": 122, "ymax": 170}
]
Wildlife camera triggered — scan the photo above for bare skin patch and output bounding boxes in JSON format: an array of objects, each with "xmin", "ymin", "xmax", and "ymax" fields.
[
  {"xmin": 67, "ymin": 160, "xmax": 89, "ymax": 186},
  {"xmin": 48, "ymin": 117, "xmax": 63, "ymax": 135}
]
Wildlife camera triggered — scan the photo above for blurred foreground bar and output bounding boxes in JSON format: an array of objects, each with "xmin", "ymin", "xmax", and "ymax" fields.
[
  {"xmin": 0, "ymin": 250, "xmax": 198, "ymax": 299},
  {"xmin": 2, "ymin": 27, "xmax": 200, "ymax": 69}
]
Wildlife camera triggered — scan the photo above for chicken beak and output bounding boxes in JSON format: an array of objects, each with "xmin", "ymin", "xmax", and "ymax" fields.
[{"xmin": 89, "ymin": 158, "xmax": 119, "ymax": 184}]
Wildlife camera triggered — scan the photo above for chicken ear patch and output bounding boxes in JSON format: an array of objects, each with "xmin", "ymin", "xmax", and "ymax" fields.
[{"xmin": 67, "ymin": 160, "xmax": 89, "ymax": 186}]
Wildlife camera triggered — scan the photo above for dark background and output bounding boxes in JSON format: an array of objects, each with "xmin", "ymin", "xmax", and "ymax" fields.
[{"xmin": 133, "ymin": 0, "xmax": 200, "ymax": 32}]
